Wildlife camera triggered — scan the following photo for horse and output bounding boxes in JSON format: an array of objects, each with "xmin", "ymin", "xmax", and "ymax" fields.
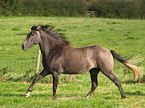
[{"xmin": 22, "ymin": 25, "xmax": 142, "ymax": 99}]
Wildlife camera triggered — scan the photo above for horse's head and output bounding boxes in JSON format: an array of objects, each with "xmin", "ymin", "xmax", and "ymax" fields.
[{"xmin": 22, "ymin": 25, "xmax": 41, "ymax": 51}]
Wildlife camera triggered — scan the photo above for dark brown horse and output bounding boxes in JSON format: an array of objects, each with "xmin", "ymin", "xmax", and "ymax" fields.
[{"xmin": 22, "ymin": 25, "xmax": 142, "ymax": 99}]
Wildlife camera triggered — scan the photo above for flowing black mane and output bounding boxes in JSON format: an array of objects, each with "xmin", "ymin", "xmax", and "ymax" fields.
[{"xmin": 33, "ymin": 25, "xmax": 70, "ymax": 45}]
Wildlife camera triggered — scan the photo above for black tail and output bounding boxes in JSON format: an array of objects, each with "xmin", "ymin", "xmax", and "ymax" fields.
[
  {"xmin": 110, "ymin": 50, "xmax": 127, "ymax": 64},
  {"xmin": 110, "ymin": 50, "xmax": 143, "ymax": 81}
]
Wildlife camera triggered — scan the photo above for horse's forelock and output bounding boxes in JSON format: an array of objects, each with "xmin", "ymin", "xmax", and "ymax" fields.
[{"xmin": 31, "ymin": 26, "xmax": 38, "ymax": 30}]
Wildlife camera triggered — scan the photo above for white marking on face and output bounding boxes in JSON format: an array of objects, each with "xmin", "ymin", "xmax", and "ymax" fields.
[
  {"xmin": 28, "ymin": 31, "xmax": 32, "ymax": 34},
  {"xmin": 36, "ymin": 31, "xmax": 40, "ymax": 37}
]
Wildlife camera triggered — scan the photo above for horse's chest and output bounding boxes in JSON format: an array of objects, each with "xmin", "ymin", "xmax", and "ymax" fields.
[{"xmin": 42, "ymin": 57, "xmax": 63, "ymax": 72}]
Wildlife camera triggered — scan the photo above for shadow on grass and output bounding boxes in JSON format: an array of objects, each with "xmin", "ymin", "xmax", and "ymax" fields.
[
  {"xmin": 0, "ymin": 93, "xmax": 25, "ymax": 97},
  {"xmin": 0, "ymin": 93, "xmax": 83, "ymax": 100},
  {"xmin": 0, "ymin": 93, "xmax": 51, "ymax": 98},
  {"xmin": 123, "ymin": 75, "xmax": 145, "ymax": 84},
  {"xmin": 125, "ymin": 90, "xmax": 145, "ymax": 96}
]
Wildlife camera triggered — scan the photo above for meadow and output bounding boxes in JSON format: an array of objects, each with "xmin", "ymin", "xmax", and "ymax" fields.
[{"xmin": 0, "ymin": 16, "xmax": 145, "ymax": 107}]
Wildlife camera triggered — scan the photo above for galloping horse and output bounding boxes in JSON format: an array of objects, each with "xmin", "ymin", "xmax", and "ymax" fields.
[{"xmin": 22, "ymin": 25, "xmax": 142, "ymax": 99}]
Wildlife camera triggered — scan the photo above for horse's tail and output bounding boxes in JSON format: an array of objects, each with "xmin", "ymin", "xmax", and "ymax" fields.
[{"xmin": 110, "ymin": 50, "xmax": 143, "ymax": 81}]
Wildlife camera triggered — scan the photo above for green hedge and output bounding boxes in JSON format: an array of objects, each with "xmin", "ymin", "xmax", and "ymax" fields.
[{"xmin": 0, "ymin": 0, "xmax": 145, "ymax": 18}]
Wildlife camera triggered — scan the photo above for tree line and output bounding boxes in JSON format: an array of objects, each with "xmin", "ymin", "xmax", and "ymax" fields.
[{"xmin": 0, "ymin": 0, "xmax": 145, "ymax": 19}]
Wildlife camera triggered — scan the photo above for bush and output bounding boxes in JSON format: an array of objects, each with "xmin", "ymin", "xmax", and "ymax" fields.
[
  {"xmin": 87, "ymin": 0, "xmax": 140, "ymax": 18},
  {"xmin": 0, "ymin": 0, "xmax": 144, "ymax": 19}
]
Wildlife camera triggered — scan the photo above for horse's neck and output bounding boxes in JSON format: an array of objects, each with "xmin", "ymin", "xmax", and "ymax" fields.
[{"xmin": 39, "ymin": 32, "xmax": 55, "ymax": 58}]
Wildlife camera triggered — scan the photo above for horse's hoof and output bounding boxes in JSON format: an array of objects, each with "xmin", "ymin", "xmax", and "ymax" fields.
[
  {"xmin": 51, "ymin": 96, "xmax": 56, "ymax": 100},
  {"xmin": 121, "ymin": 96, "xmax": 126, "ymax": 99},
  {"xmin": 86, "ymin": 94, "xmax": 90, "ymax": 98},
  {"xmin": 86, "ymin": 96, "xmax": 90, "ymax": 98},
  {"xmin": 25, "ymin": 92, "xmax": 30, "ymax": 98}
]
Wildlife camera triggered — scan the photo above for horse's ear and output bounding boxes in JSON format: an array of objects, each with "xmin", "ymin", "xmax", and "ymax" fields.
[
  {"xmin": 37, "ymin": 25, "xmax": 41, "ymax": 30},
  {"xmin": 30, "ymin": 25, "xmax": 32, "ymax": 29}
]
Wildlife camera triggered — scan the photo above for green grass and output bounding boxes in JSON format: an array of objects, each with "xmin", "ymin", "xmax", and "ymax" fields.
[
  {"xmin": 0, "ymin": 16, "xmax": 145, "ymax": 107},
  {"xmin": 0, "ymin": 81, "xmax": 144, "ymax": 108}
]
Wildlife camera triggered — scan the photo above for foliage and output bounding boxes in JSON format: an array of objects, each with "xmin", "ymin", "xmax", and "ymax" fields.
[
  {"xmin": 0, "ymin": 0, "xmax": 145, "ymax": 18},
  {"xmin": 88, "ymin": 0, "xmax": 141, "ymax": 18}
]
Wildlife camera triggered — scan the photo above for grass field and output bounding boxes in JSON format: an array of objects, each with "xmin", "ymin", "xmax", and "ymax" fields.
[
  {"xmin": 0, "ymin": 81, "xmax": 145, "ymax": 108},
  {"xmin": 0, "ymin": 16, "xmax": 145, "ymax": 107}
]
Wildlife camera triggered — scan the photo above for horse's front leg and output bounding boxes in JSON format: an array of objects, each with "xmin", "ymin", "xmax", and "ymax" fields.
[
  {"xmin": 52, "ymin": 72, "xmax": 60, "ymax": 100},
  {"xmin": 25, "ymin": 69, "xmax": 49, "ymax": 98}
]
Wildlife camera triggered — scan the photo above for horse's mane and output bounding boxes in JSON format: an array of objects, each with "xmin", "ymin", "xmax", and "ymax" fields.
[{"xmin": 40, "ymin": 25, "xmax": 69, "ymax": 45}]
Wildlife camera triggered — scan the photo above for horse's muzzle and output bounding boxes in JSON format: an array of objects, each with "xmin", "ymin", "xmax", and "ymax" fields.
[{"xmin": 22, "ymin": 44, "xmax": 27, "ymax": 51}]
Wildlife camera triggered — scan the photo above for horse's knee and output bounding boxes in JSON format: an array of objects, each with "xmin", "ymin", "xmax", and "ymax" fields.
[{"xmin": 33, "ymin": 75, "xmax": 42, "ymax": 82}]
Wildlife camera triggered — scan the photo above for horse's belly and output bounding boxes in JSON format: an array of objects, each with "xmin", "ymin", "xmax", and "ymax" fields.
[
  {"xmin": 62, "ymin": 61, "xmax": 96, "ymax": 74},
  {"xmin": 63, "ymin": 68, "xmax": 88, "ymax": 74}
]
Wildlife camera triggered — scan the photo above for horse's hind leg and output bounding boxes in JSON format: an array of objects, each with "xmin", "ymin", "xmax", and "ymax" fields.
[
  {"xmin": 101, "ymin": 70, "xmax": 126, "ymax": 99},
  {"xmin": 86, "ymin": 68, "xmax": 100, "ymax": 98},
  {"xmin": 25, "ymin": 69, "xmax": 50, "ymax": 98}
]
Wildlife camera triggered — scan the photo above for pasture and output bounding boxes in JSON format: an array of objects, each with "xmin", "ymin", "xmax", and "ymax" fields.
[{"xmin": 0, "ymin": 17, "xmax": 145, "ymax": 107}]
